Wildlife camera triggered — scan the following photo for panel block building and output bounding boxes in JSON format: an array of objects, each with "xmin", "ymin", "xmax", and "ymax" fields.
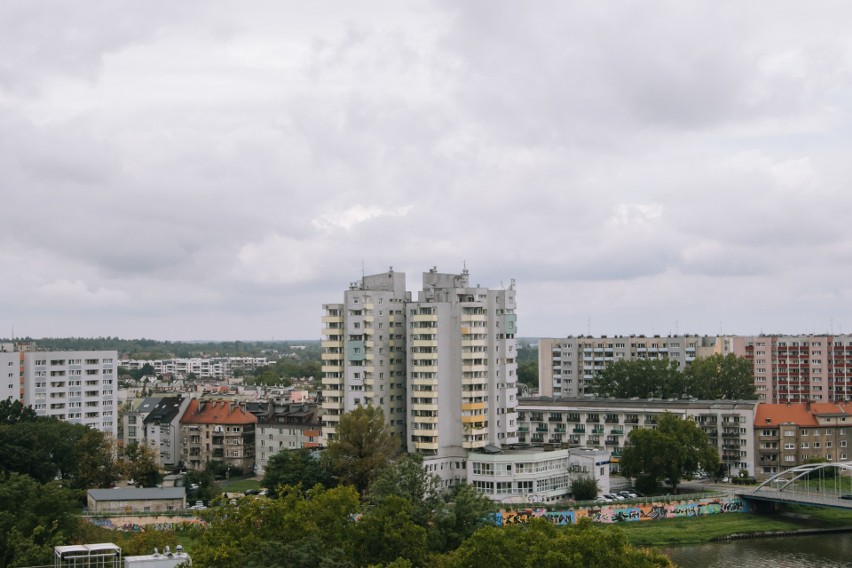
[
  {"xmin": 321, "ymin": 267, "xmax": 520, "ymax": 486},
  {"xmin": 538, "ymin": 335, "xmax": 718, "ymax": 398}
]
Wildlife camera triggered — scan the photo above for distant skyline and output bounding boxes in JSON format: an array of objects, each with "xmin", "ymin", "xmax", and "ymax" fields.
[{"xmin": 3, "ymin": 2, "xmax": 852, "ymax": 341}]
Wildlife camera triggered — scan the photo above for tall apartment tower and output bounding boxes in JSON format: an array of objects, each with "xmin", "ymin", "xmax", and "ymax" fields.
[
  {"xmin": 321, "ymin": 269, "xmax": 410, "ymax": 444},
  {"xmin": 407, "ymin": 268, "xmax": 519, "ymax": 459}
]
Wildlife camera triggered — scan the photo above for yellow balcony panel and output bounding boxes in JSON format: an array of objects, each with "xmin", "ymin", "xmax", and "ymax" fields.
[
  {"xmin": 411, "ymin": 403, "xmax": 438, "ymax": 412},
  {"xmin": 321, "ymin": 353, "xmax": 343, "ymax": 361},
  {"xmin": 322, "ymin": 364, "xmax": 343, "ymax": 373},
  {"xmin": 322, "ymin": 315, "xmax": 344, "ymax": 323},
  {"xmin": 321, "ymin": 401, "xmax": 343, "ymax": 411},
  {"xmin": 461, "ymin": 415, "xmax": 486, "ymax": 424},
  {"xmin": 411, "ymin": 339, "xmax": 438, "ymax": 348},
  {"xmin": 411, "ymin": 314, "xmax": 438, "ymax": 322},
  {"xmin": 415, "ymin": 441, "xmax": 440, "ymax": 451},
  {"xmin": 411, "ymin": 378, "xmax": 438, "ymax": 386},
  {"xmin": 321, "ymin": 340, "xmax": 343, "ymax": 348},
  {"xmin": 461, "ymin": 402, "xmax": 486, "ymax": 411}
]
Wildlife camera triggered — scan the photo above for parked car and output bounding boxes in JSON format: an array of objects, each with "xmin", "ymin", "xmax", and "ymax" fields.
[
  {"xmin": 596, "ymin": 495, "xmax": 613, "ymax": 502},
  {"xmin": 619, "ymin": 490, "xmax": 637, "ymax": 499},
  {"xmin": 603, "ymin": 493, "xmax": 624, "ymax": 501}
]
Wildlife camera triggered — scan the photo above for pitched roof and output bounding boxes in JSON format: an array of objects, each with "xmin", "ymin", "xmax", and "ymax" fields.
[
  {"xmin": 143, "ymin": 397, "xmax": 186, "ymax": 425},
  {"xmin": 180, "ymin": 399, "xmax": 258, "ymax": 426},
  {"xmin": 755, "ymin": 402, "xmax": 852, "ymax": 427}
]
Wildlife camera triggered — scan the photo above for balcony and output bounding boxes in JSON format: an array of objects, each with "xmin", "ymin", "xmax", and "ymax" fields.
[
  {"xmin": 610, "ymin": 428, "xmax": 624, "ymax": 435},
  {"xmin": 573, "ymin": 427, "xmax": 586, "ymax": 434},
  {"xmin": 591, "ymin": 427, "xmax": 604, "ymax": 434}
]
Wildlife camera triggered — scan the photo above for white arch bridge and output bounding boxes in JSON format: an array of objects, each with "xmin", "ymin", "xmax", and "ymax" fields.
[{"xmin": 742, "ymin": 462, "xmax": 852, "ymax": 509}]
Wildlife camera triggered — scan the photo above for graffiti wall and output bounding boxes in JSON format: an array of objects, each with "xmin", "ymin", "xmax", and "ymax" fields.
[
  {"xmin": 493, "ymin": 496, "xmax": 748, "ymax": 526},
  {"xmin": 86, "ymin": 516, "xmax": 206, "ymax": 532}
]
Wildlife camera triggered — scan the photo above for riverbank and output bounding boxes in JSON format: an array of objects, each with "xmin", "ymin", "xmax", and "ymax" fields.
[{"xmin": 617, "ymin": 505, "xmax": 852, "ymax": 547}]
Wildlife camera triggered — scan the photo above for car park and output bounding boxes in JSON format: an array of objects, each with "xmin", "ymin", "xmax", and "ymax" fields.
[
  {"xmin": 619, "ymin": 490, "xmax": 637, "ymax": 499},
  {"xmin": 604, "ymin": 493, "xmax": 624, "ymax": 501}
]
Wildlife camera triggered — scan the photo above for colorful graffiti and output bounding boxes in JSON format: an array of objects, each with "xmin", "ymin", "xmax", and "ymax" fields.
[
  {"xmin": 493, "ymin": 496, "xmax": 748, "ymax": 526},
  {"xmin": 86, "ymin": 517, "xmax": 205, "ymax": 532}
]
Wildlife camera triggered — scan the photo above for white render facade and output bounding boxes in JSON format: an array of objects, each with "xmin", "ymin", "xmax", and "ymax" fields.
[
  {"xmin": 466, "ymin": 446, "xmax": 611, "ymax": 504},
  {"xmin": 22, "ymin": 350, "xmax": 119, "ymax": 437},
  {"xmin": 517, "ymin": 398, "xmax": 759, "ymax": 478},
  {"xmin": 538, "ymin": 335, "xmax": 718, "ymax": 398},
  {"xmin": 0, "ymin": 345, "xmax": 22, "ymax": 402},
  {"xmin": 321, "ymin": 267, "xmax": 520, "ymax": 487},
  {"xmin": 321, "ymin": 269, "xmax": 410, "ymax": 444},
  {"xmin": 407, "ymin": 268, "xmax": 519, "ymax": 458}
]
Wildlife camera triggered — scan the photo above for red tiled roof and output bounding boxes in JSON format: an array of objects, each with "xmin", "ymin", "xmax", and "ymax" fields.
[
  {"xmin": 755, "ymin": 402, "xmax": 852, "ymax": 427},
  {"xmin": 180, "ymin": 399, "xmax": 258, "ymax": 425}
]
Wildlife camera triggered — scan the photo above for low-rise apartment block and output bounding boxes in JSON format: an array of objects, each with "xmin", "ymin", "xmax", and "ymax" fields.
[
  {"xmin": 255, "ymin": 401, "xmax": 322, "ymax": 476},
  {"xmin": 517, "ymin": 398, "xmax": 758, "ymax": 478},
  {"xmin": 180, "ymin": 400, "xmax": 257, "ymax": 473},
  {"xmin": 754, "ymin": 402, "xmax": 852, "ymax": 481}
]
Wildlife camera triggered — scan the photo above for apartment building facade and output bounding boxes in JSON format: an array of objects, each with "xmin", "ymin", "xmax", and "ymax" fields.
[
  {"xmin": 729, "ymin": 335, "xmax": 852, "ymax": 404},
  {"xmin": 754, "ymin": 402, "xmax": 852, "ymax": 481},
  {"xmin": 143, "ymin": 396, "xmax": 191, "ymax": 468},
  {"xmin": 321, "ymin": 269, "xmax": 410, "ymax": 444},
  {"xmin": 320, "ymin": 267, "xmax": 520, "ymax": 487},
  {"xmin": 0, "ymin": 344, "xmax": 23, "ymax": 402},
  {"xmin": 21, "ymin": 350, "xmax": 118, "ymax": 437},
  {"xmin": 517, "ymin": 398, "xmax": 758, "ymax": 478},
  {"xmin": 538, "ymin": 336, "xmax": 717, "ymax": 398},
  {"xmin": 255, "ymin": 401, "xmax": 322, "ymax": 476},
  {"xmin": 180, "ymin": 399, "xmax": 257, "ymax": 473},
  {"xmin": 122, "ymin": 357, "xmax": 270, "ymax": 379}
]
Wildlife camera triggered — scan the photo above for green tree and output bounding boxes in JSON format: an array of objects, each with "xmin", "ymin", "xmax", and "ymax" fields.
[
  {"xmin": 191, "ymin": 485, "xmax": 359, "ymax": 568},
  {"xmin": 620, "ymin": 413, "xmax": 720, "ymax": 494},
  {"xmin": 262, "ymin": 448, "xmax": 334, "ymax": 497},
  {"xmin": 0, "ymin": 473, "xmax": 80, "ymax": 568},
  {"xmin": 366, "ymin": 454, "xmax": 440, "ymax": 527},
  {"xmin": 429, "ymin": 482, "xmax": 497, "ymax": 553},
  {"xmin": 570, "ymin": 476, "xmax": 599, "ymax": 501},
  {"xmin": 352, "ymin": 495, "xmax": 428, "ymax": 567},
  {"xmin": 123, "ymin": 442, "xmax": 163, "ymax": 487},
  {"xmin": 684, "ymin": 354, "xmax": 757, "ymax": 400},
  {"xmin": 324, "ymin": 406, "xmax": 399, "ymax": 494},
  {"xmin": 442, "ymin": 518, "xmax": 673, "ymax": 568},
  {"xmin": 0, "ymin": 400, "xmax": 37, "ymax": 424},
  {"xmin": 591, "ymin": 359, "xmax": 685, "ymax": 399}
]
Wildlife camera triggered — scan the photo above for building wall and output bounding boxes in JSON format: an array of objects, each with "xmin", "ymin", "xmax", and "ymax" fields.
[
  {"xmin": 0, "ymin": 351, "xmax": 21, "ymax": 402},
  {"xmin": 517, "ymin": 398, "xmax": 757, "ymax": 477},
  {"xmin": 22, "ymin": 351, "xmax": 118, "ymax": 437},
  {"xmin": 466, "ymin": 447, "xmax": 611, "ymax": 504},
  {"xmin": 538, "ymin": 336, "xmax": 716, "ymax": 398},
  {"xmin": 733, "ymin": 335, "xmax": 852, "ymax": 404},
  {"xmin": 255, "ymin": 424, "xmax": 321, "ymax": 476}
]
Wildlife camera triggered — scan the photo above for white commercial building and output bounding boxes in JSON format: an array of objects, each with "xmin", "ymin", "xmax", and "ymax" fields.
[{"xmin": 466, "ymin": 445, "xmax": 611, "ymax": 504}]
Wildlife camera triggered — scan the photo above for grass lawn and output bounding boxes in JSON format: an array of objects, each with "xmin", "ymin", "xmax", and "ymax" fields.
[
  {"xmin": 217, "ymin": 477, "xmax": 262, "ymax": 492},
  {"xmin": 617, "ymin": 505, "xmax": 852, "ymax": 547}
]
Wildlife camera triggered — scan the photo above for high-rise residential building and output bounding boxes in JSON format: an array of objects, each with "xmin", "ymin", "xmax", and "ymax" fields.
[
  {"xmin": 321, "ymin": 267, "xmax": 519, "ymax": 486},
  {"xmin": 21, "ymin": 350, "xmax": 118, "ymax": 437},
  {"xmin": 728, "ymin": 335, "xmax": 852, "ymax": 404},
  {"xmin": 0, "ymin": 344, "xmax": 23, "ymax": 402},
  {"xmin": 407, "ymin": 268, "xmax": 519, "ymax": 455},
  {"xmin": 538, "ymin": 335, "xmax": 718, "ymax": 397},
  {"xmin": 321, "ymin": 268, "xmax": 410, "ymax": 444}
]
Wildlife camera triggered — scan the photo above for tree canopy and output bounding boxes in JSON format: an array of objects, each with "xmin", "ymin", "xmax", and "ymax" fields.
[
  {"xmin": 591, "ymin": 359, "xmax": 685, "ymax": 399},
  {"xmin": 444, "ymin": 518, "xmax": 673, "ymax": 568},
  {"xmin": 262, "ymin": 448, "xmax": 335, "ymax": 496},
  {"xmin": 323, "ymin": 405, "xmax": 399, "ymax": 494},
  {"xmin": 683, "ymin": 353, "xmax": 757, "ymax": 400},
  {"xmin": 620, "ymin": 413, "xmax": 720, "ymax": 494}
]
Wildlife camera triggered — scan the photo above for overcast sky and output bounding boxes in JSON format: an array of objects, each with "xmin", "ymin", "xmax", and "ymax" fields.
[{"xmin": 3, "ymin": 1, "xmax": 852, "ymax": 341}]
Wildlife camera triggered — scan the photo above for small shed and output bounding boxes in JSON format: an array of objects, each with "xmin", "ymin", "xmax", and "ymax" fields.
[{"xmin": 87, "ymin": 487, "xmax": 186, "ymax": 514}]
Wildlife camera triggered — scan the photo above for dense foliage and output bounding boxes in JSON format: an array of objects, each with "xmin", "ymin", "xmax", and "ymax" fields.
[
  {"xmin": 323, "ymin": 405, "xmax": 400, "ymax": 494},
  {"xmin": 570, "ymin": 476, "xmax": 600, "ymax": 501},
  {"xmin": 591, "ymin": 354, "xmax": 757, "ymax": 401},
  {"xmin": 620, "ymin": 413, "xmax": 720, "ymax": 494}
]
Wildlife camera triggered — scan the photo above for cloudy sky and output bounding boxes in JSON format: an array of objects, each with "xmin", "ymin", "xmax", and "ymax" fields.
[{"xmin": 3, "ymin": 1, "xmax": 852, "ymax": 341}]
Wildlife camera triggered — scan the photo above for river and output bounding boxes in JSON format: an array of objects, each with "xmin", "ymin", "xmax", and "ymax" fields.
[{"xmin": 662, "ymin": 533, "xmax": 852, "ymax": 567}]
